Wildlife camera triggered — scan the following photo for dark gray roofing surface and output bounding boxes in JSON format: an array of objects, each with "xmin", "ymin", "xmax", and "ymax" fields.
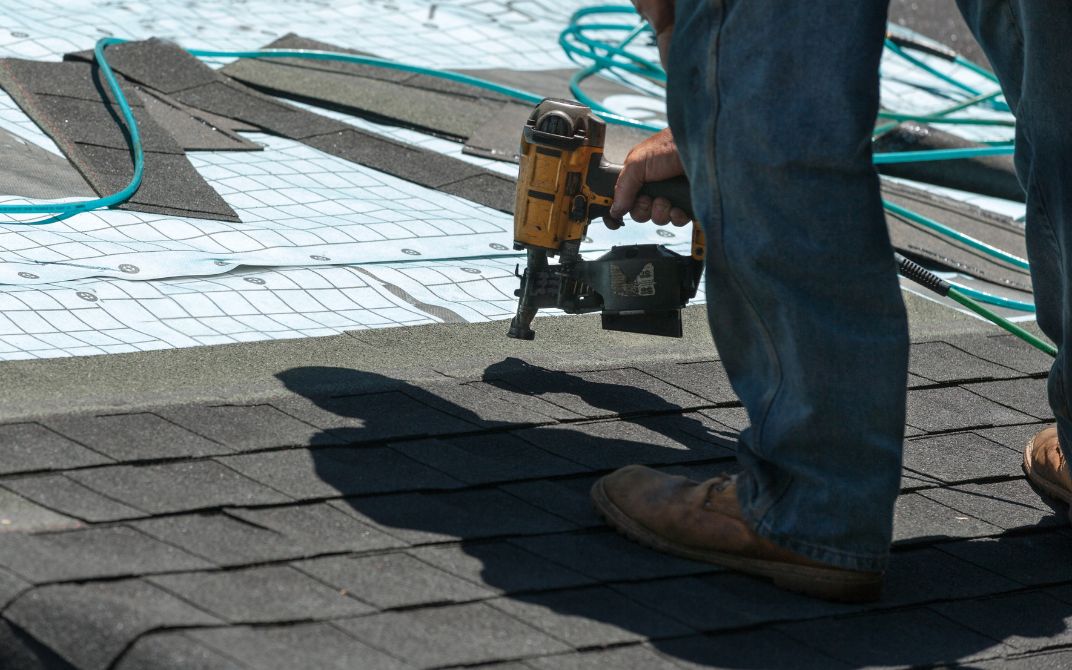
[{"xmin": 0, "ymin": 302, "xmax": 1066, "ymax": 670}]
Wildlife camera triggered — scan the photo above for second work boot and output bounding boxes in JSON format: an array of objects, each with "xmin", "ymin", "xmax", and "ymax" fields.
[
  {"xmin": 591, "ymin": 465, "xmax": 882, "ymax": 603},
  {"xmin": 1023, "ymin": 426, "xmax": 1072, "ymax": 523}
]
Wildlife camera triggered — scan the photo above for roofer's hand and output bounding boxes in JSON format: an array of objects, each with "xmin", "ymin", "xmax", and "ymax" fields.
[
  {"xmin": 632, "ymin": 0, "xmax": 675, "ymax": 66},
  {"xmin": 604, "ymin": 127, "xmax": 690, "ymax": 230}
]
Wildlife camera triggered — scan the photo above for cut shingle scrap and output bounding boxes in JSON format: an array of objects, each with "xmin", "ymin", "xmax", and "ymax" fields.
[{"xmin": 0, "ymin": 58, "xmax": 241, "ymax": 222}]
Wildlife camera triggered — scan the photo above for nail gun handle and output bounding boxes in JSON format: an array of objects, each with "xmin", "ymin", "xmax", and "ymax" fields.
[{"xmin": 589, "ymin": 159, "xmax": 704, "ymax": 261}]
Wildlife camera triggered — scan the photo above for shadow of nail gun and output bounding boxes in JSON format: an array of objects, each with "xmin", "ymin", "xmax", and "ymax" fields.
[{"xmin": 507, "ymin": 98, "xmax": 705, "ymax": 340}]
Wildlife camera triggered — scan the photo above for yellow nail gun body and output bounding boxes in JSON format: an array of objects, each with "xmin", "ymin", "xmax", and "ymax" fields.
[{"xmin": 508, "ymin": 98, "xmax": 705, "ymax": 340}]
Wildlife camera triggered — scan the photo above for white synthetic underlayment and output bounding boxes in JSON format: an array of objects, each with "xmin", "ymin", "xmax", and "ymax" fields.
[{"xmin": 0, "ymin": 1, "xmax": 1021, "ymax": 359}]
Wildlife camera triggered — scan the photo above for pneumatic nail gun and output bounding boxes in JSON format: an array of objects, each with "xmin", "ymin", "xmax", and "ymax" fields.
[{"xmin": 507, "ymin": 98, "xmax": 705, "ymax": 340}]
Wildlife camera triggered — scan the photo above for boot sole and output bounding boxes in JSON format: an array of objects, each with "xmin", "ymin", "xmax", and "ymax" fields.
[
  {"xmin": 1022, "ymin": 436, "xmax": 1072, "ymax": 507},
  {"xmin": 590, "ymin": 478, "xmax": 882, "ymax": 604}
]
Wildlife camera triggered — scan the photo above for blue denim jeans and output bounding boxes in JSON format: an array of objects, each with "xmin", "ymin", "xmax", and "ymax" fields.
[{"xmin": 666, "ymin": 0, "xmax": 1071, "ymax": 572}]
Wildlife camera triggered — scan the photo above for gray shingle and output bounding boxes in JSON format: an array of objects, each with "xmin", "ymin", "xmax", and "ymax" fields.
[
  {"xmin": 149, "ymin": 565, "xmax": 372, "ymax": 622},
  {"xmin": 639, "ymin": 359, "xmax": 738, "ymax": 404},
  {"xmin": 273, "ymin": 391, "xmax": 477, "ymax": 443},
  {"xmin": 902, "ymin": 431, "xmax": 1024, "ymax": 483},
  {"xmin": 225, "ymin": 502, "xmax": 404, "ymax": 555},
  {"xmin": 938, "ymin": 532, "xmax": 1072, "ymax": 585},
  {"xmin": 294, "ymin": 552, "xmax": 493, "ymax": 609},
  {"xmin": 115, "ymin": 631, "xmax": 246, "ymax": 670},
  {"xmin": 893, "ymin": 493, "xmax": 1003, "ymax": 545},
  {"xmin": 409, "ymin": 541, "xmax": 594, "ymax": 595},
  {"xmin": 0, "ymin": 422, "xmax": 111, "ymax": 475},
  {"xmin": 67, "ymin": 460, "xmax": 290, "ymax": 514},
  {"xmin": 187, "ymin": 622, "xmax": 407, "ymax": 670},
  {"xmin": 133, "ymin": 513, "xmax": 304, "ymax": 566},
  {"xmin": 485, "ymin": 367, "xmax": 706, "ymax": 419},
  {"xmin": 965, "ymin": 378, "xmax": 1053, "ymax": 421},
  {"xmin": 337, "ymin": 602, "xmax": 569, "ymax": 667},
  {"xmin": 391, "ymin": 434, "xmax": 586, "ymax": 485},
  {"xmin": 218, "ymin": 446, "xmax": 462, "ymax": 499},
  {"xmin": 777, "ymin": 608, "xmax": 1007, "ymax": 667},
  {"xmin": 952, "ymin": 334, "xmax": 1054, "ymax": 376},
  {"xmin": 44, "ymin": 412, "xmax": 227, "ymax": 461},
  {"xmin": 2, "ymin": 474, "xmax": 145, "ymax": 522},
  {"xmin": 920, "ymin": 479, "xmax": 1066, "ymax": 530},
  {"xmin": 910, "ymin": 340, "xmax": 1022, "ymax": 383},
  {"xmin": 489, "ymin": 586, "xmax": 693, "ymax": 647},
  {"xmin": 160, "ymin": 404, "xmax": 332, "ymax": 451},
  {"xmin": 510, "ymin": 531, "xmax": 712, "ymax": 582},
  {"xmin": 660, "ymin": 630, "xmax": 852, "ymax": 670},
  {"xmin": 4, "ymin": 579, "xmax": 220, "ymax": 670},
  {"xmin": 906, "ymin": 386, "xmax": 1034, "ymax": 433},
  {"xmin": 931, "ymin": 591, "xmax": 1072, "ymax": 652},
  {"xmin": 0, "ymin": 488, "xmax": 81, "ymax": 532},
  {"xmin": 332, "ymin": 488, "xmax": 577, "ymax": 545},
  {"xmin": 524, "ymin": 646, "xmax": 683, "ymax": 670},
  {"xmin": 498, "ymin": 476, "xmax": 604, "ymax": 528},
  {"xmin": 0, "ymin": 526, "xmax": 210, "ymax": 582},
  {"xmin": 513, "ymin": 419, "xmax": 727, "ymax": 470}
]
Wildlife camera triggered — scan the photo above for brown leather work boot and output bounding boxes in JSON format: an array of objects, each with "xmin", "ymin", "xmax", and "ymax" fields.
[
  {"xmin": 591, "ymin": 465, "xmax": 882, "ymax": 603},
  {"xmin": 1023, "ymin": 426, "xmax": 1072, "ymax": 522}
]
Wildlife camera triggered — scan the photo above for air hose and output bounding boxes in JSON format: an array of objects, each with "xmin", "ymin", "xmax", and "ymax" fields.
[{"xmin": 896, "ymin": 252, "xmax": 1055, "ymax": 356}]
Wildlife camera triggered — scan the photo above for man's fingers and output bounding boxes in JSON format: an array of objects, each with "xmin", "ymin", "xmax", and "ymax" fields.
[
  {"xmin": 650, "ymin": 196, "xmax": 672, "ymax": 225},
  {"xmin": 630, "ymin": 194, "xmax": 654, "ymax": 223},
  {"xmin": 670, "ymin": 207, "xmax": 691, "ymax": 227}
]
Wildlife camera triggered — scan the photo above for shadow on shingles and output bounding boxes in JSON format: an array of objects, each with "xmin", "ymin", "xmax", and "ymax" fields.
[{"xmin": 277, "ymin": 362, "xmax": 1067, "ymax": 669}]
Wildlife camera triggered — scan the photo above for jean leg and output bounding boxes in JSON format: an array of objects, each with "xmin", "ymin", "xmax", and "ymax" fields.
[
  {"xmin": 666, "ymin": 0, "xmax": 905, "ymax": 572},
  {"xmin": 956, "ymin": 1, "xmax": 1072, "ymax": 461}
]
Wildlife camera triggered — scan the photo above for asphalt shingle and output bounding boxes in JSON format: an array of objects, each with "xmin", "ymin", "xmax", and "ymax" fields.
[
  {"xmin": 906, "ymin": 386, "xmax": 1034, "ymax": 433},
  {"xmin": 45, "ymin": 412, "xmax": 227, "ymax": 461},
  {"xmin": 160, "ymin": 403, "xmax": 332, "ymax": 451},
  {"xmin": 489, "ymin": 586, "xmax": 693, "ymax": 647},
  {"xmin": 294, "ymin": 552, "xmax": 493, "ymax": 609},
  {"xmin": 67, "ymin": 460, "xmax": 291, "ymax": 514},
  {"xmin": 0, "ymin": 422, "xmax": 111, "ymax": 475},
  {"xmin": 186, "ymin": 622, "xmax": 407, "ymax": 670},
  {"xmin": 218, "ymin": 446, "xmax": 462, "ymax": 499},
  {"xmin": 777, "ymin": 608, "xmax": 1006, "ymax": 667},
  {"xmin": 0, "ymin": 526, "xmax": 210, "ymax": 582},
  {"xmin": 391, "ymin": 434, "xmax": 585, "ymax": 485},
  {"xmin": 408, "ymin": 541, "xmax": 594, "ymax": 595},
  {"xmin": 149, "ymin": 565, "xmax": 372, "ymax": 623},
  {"xmin": 4, "ymin": 579, "xmax": 220, "ymax": 670},
  {"xmin": 2, "ymin": 474, "xmax": 144, "ymax": 522},
  {"xmin": 337, "ymin": 602, "xmax": 569, "ymax": 667}
]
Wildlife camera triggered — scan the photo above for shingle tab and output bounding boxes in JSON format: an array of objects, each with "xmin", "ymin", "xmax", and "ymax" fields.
[
  {"xmin": 187, "ymin": 623, "xmax": 407, "ymax": 670},
  {"xmin": 409, "ymin": 541, "xmax": 594, "ymax": 595},
  {"xmin": 893, "ymin": 493, "xmax": 1003, "ymax": 545},
  {"xmin": 333, "ymin": 488, "xmax": 576, "ymax": 545},
  {"xmin": 2, "ymin": 474, "xmax": 144, "ymax": 522},
  {"xmin": 776, "ymin": 608, "xmax": 1007, "ymax": 667},
  {"xmin": 392, "ymin": 434, "xmax": 585, "ymax": 485},
  {"xmin": 68, "ymin": 460, "xmax": 291, "ymax": 514},
  {"xmin": 4, "ymin": 579, "xmax": 220, "ymax": 670},
  {"xmin": 294, "ymin": 552, "xmax": 493, "ymax": 609},
  {"xmin": 906, "ymin": 386, "xmax": 1033, "ymax": 433},
  {"xmin": 0, "ymin": 422, "xmax": 111, "ymax": 475},
  {"xmin": 337, "ymin": 602, "xmax": 569, "ymax": 667},
  {"xmin": 964, "ymin": 378, "xmax": 1053, "ymax": 421},
  {"xmin": 489, "ymin": 586, "xmax": 693, "ymax": 647},
  {"xmin": 510, "ymin": 531, "xmax": 712, "ymax": 582},
  {"xmin": 149, "ymin": 565, "xmax": 372, "ymax": 622},
  {"xmin": 218, "ymin": 446, "xmax": 462, "ymax": 499},
  {"xmin": 160, "ymin": 404, "xmax": 332, "ymax": 451},
  {"xmin": 902, "ymin": 431, "xmax": 1024, "ymax": 483},
  {"xmin": 0, "ymin": 526, "xmax": 210, "ymax": 582},
  {"xmin": 45, "ymin": 412, "xmax": 227, "ymax": 461}
]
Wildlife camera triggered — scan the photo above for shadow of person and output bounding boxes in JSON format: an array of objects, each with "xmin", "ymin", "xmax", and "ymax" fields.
[{"xmin": 278, "ymin": 362, "xmax": 1070, "ymax": 669}]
